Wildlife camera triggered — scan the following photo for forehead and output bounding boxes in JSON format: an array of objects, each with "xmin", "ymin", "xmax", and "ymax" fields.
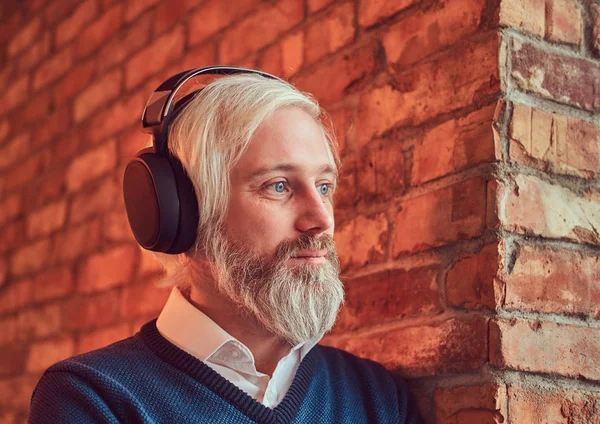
[{"xmin": 233, "ymin": 107, "xmax": 335, "ymax": 180}]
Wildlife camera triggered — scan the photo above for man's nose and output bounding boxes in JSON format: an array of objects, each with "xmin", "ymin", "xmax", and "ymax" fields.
[{"xmin": 295, "ymin": 187, "xmax": 334, "ymax": 235}]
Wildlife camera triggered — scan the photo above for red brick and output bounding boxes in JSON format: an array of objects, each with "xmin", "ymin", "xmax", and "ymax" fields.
[
  {"xmin": 307, "ymin": 0, "xmax": 334, "ymax": 13},
  {"xmin": 125, "ymin": 25, "xmax": 184, "ymax": 89},
  {"xmin": 63, "ymin": 290, "xmax": 121, "ymax": 331},
  {"xmin": 0, "ymin": 344, "xmax": 28, "ymax": 376},
  {"xmin": 103, "ymin": 209, "xmax": 136, "ymax": 243},
  {"xmin": 87, "ymin": 89, "xmax": 147, "ymax": 144},
  {"xmin": 55, "ymin": 0, "xmax": 98, "ymax": 47},
  {"xmin": 505, "ymin": 244, "xmax": 600, "ymax": 317},
  {"xmin": 499, "ymin": 174, "xmax": 600, "ymax": 244},
  {"xmin": 0, "ymin": 120, "xmax": 10, "ymax": 144},
  {"xmin": 121, "ymin": 280, "xmax": 170, "ymax": 318},
  {"xmin": 434, "ymin": 383, "xmax": 507, "ymax": 424},
  {"xmin": 76, "ymin": 323, "xmax": 130, "ymax": 354},
  {"xmin": 0, "ymin": 280, "xmax": 33, "ymax": 315},
  {"xmin": 412, "ymin": 105, "xmax": 497, "ymax": 184},
  {"xmin": 511, "ymin": 40, "xmax": 600, "ymax": 112},
  {"xmin": 188, "ymin": 0, "xmax": 259, "ymax": 46},
  {"xmin": 23, "ymin": 168, "xmax": 66, "ymax": 213},
  {"xmin": 394, "ymin": 178, "xmax": 487, "ymax": 255},
  {"xmin": 73, "ymin": 69, "xmax": 123, "ymax": 123},
  {"xmin": 78, "ymin": 245, "xmax": 138, "ymax": 293},
  {"xmin": 546, "ymin": 0, "xmax": 582, "ymax": 45},
  {"xmin": 508, "ymin": 383, "xmax": 600, "ymax": 424},
  {"xmin": 53, "ymin": 59, "xmax": 96, "ymax": 107},
  {"xmin": 0, "ymin": 375, "xmax": 39, "ymax": 411},
  {"xmin": 335, "ymin": 213, "xmax": 388, "ymax": 270},
  {"xmin": 10, "ymin": 239, "xmax": 51, "ymax": 277},
  {"xmin": 51, "ymin": 219, "xmax": 102, "ymax": 263},
  {"xmin": 259, "ymin": 32, "xmax": 304, "ymax": 79},
  {"xmin": 446, "ymin": 243, "xmax": 504, "ymax": 310},
  {"xmin": 295, "ymin": 42, "xmax": 380, "ymax": 105},
  {"xmin": 335, "ymin": 267, "xmax": 442, "ymax": 332},
  {"xmin": 11, "ymin": 91, "xmax": 52, "ymax": 128},
  {"xmin": 4, "ymin": 151, "xmax": 50, "ymax": 193},
  {"xmin": 66, "ymin": 140, "xmax": 117, "ymax": 192},
  {"xmin": 510, "ymin": 103, "xmax": 600, "ymax": 178},
  {"xmin": 124, "ymin": 0, "xmax": 160, "ymax": 22},
  {"xmin": 328, "ymin": 105, "xmax": 356, "ymax": 154},
  {"xmin": 26, "ymin": 200, "xmax": 67, "ymax": 239},
  {"xmin": 358, "ymin": 36, "xmax": 498, "ymax": 144},
  {"xmin": 324, "ymin": 317, "xmax": 488, "ymax": 377},
  {"xmin": 30, "ymin": 104, "xmax": 71, "ymax": 150},
  {"xmin": 304, "ymin": 2, "xmax": 354, "ymax": 66},
  {"xmin": 75, "ymin": 4, "xmax": 122, "ymax": 59},
  {"xmin": 32, "ymin": 266, "xmax": 75, "ymax": 302},
  {"xmin": 219, "ymin": 0, "xmax": 303, "ymax": 64},
  {"xmin": 17, "ymin": 303, "xmax": 62, "ymax": 340},
  {"xmin": 358, "ymin": 0, "xmax": 417, "ymax": 27},
  {"xmin": 32, "ymin": 46, "xmax": 73, "ymax": 90},
  {"xmin": 0, "ymin": 74, "xmax": 29, "ymax": 115},
  {"xmin": 0, "ymin": 193, "xmax": 22, "ymax": 227},
  {"xmin": 18, "ymin": 30, "xmax": 50, "ymax": 71},
  {"xmin": 0, "ymin": 316, "xmax": 18, "ymax": 346},
  {"xmin": 499, "ymin": 0, "xmax": 544, "ymax": 36},
  {"xmin": 45, "ymin": 0, "xmax": 79, "ymax": 26},
  {"xmin": 0, "ymin": 220, "xmax": 26, "ymax": 256},
  {"xmin": 7, "ymin": 16, "xmax": 41, "ymax": 57},
  {"xmin": 0, "ymin": 259, "xmax": 7, "ymax": 288},
  {"xmin": 383, "ymin": 0, "xmax": 485, "ymax": 69},
  {"xmin": 26, "ymin": 337, "xmax": 75, "ymax": 372},
  {"xmin": 153, "ymin": 0, "xmax": 199, "ymax": 34},
  {"xmin": 593, "ymin": 3, "xmax": 600, "ymax": 58},
  {"xmin": 97, "ymin": 13, "xmax": 152, "ymax": 72},
  {"xmin": 0, "ymin": 10, "xmax": 23, "ymax": 47},
  {"xmin": 490, "ymin": 319, "xmax": 600, "ymax": 380}
]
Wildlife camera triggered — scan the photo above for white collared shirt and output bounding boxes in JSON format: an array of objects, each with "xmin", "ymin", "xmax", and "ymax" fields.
[{"xmin": 156, "ymin": 287, "xmax": 321, "ymax": 408}]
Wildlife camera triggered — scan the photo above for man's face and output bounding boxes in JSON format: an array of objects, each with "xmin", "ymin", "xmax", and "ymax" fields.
[
  {"xmin": 225, "ymin": 106, "xmax": 337, "ymax": 262},
  {"xmin": 203, "ymin": 106, "xmax": 344, "ymax": 346}
]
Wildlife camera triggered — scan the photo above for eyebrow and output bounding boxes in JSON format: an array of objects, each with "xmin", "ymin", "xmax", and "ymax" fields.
[{"xmin": 248, "ymin": 163, "xmax": 338, "ymax": 180}]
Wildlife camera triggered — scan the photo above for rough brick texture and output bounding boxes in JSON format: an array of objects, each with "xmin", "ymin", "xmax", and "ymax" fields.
[{"xmin": 1, "ymin": 0, "xmax": 598, "ymax": 422}]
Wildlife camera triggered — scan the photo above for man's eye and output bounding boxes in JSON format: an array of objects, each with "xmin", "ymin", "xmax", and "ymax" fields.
[
  {"xmin": 268, "ymin": 181, "xmax": 287, "ymax": 193},
  {"xmin": 318, "ymin": 184, "xmax": 330, "ymax": 195}
]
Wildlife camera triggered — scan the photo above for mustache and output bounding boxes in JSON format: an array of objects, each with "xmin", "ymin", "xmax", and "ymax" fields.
[{"xmin": 274, "ymin": 234, "xmax": 337, "ymax": 262}]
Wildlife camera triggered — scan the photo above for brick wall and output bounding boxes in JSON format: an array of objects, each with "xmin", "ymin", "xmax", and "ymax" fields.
[{"xmin": 0, "ymin": 0, "xmax": 599, "ymax": 422}]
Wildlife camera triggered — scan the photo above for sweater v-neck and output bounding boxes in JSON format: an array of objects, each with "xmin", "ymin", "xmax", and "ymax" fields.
[{"xmin": 139, "ymin": 319, "xmax": 320, "ymax": 424}]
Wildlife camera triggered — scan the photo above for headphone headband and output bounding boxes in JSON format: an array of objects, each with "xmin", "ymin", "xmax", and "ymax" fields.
[{"xmin": 141, "ymin": 66, "xmax": 283, "ymax": 155}]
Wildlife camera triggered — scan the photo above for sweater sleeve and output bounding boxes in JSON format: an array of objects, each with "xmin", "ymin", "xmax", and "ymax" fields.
[{"xmin": 29, "ymin": 370, "xmax": 120, "ymax": 424}]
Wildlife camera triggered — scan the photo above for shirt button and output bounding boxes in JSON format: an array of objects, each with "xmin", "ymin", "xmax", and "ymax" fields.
[{"xmin": 230, "ymin": 349, "xmax": 240, "ymax": 359}]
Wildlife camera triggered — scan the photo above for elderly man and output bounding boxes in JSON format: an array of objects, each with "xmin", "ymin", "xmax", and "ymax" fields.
[{"xmin": 29, "ymin": 67, "xmax": 421, "ymax": 423}]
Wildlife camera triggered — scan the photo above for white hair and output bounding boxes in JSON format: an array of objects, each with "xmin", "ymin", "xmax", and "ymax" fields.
[{"xmin": 151, "ymin": 73, "xmax": 339, "ymax": 288}]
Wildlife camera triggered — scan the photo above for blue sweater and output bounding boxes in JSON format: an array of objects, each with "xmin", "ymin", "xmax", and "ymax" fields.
[{"xmin": 29, "ymin": 320, "xmax": 421, "ymax": 423}]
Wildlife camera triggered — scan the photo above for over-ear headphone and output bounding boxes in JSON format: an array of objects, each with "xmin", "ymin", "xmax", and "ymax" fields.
[{"xmin": 122, "ymin": 66, "xmax": 281, "ymax": 254}]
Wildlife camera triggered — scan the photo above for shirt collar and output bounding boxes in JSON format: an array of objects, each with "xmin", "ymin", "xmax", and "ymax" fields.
[{"xmin": 156, "ymin": 287, "xmax": 321, "ymax": 366}]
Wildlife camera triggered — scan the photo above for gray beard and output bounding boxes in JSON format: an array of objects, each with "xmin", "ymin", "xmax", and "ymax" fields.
[{"xmin": 205, "ymin": 230, "xmax": 344, "ymax": 346}]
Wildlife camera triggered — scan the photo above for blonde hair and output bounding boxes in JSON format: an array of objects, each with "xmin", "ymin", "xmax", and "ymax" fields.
[{"xmin": 152, "ymin": 73, "xmax": 339, "ymax": 288}]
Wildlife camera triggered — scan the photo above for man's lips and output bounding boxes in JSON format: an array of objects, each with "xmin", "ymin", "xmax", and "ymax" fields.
[
  {"xmin": 290, "ymin": 250, "xmax": 328, "ymax": 263},
  {"xmin": 291, "ymin": 249, "xmax": 328, "ymax": 258}
]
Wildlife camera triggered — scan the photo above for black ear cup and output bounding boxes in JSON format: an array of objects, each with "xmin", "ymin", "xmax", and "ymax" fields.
[{"xmin": 123, "ymin": 148, "xmax": 197, "ymax": 254}]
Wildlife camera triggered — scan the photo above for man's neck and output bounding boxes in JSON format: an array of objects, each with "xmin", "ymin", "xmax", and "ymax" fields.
[{"xmin": 188, "ymin": 283, "xmax": 292, "ymax": 377}]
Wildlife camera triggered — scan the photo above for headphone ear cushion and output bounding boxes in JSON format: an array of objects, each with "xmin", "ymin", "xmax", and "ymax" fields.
[
  {"xmin": 165, "ymin": 156, "xmax": 199, "ymax": 254},
  {"xmin": 123, "ymin": 151, "xmax": 180, "ymax": 252}
]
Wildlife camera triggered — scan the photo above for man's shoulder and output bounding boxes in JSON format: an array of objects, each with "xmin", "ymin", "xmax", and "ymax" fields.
[
  {"xmin": 45, "ymin": 329, "xmax": 149, "ymax": 380},
  {"xmin": 313, "ymin": 344, "xmax": 396, "ymax": 383}
]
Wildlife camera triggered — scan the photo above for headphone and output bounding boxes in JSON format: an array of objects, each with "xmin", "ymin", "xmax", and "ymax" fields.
[{"xmin": 122, "ymin": 66, "xmax": 282, "ymax": 254}]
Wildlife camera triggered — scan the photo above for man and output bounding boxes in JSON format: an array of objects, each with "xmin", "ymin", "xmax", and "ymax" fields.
[{"xmin": 29, "ymin": 68, "xmax": 421, "ymax": 423}]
